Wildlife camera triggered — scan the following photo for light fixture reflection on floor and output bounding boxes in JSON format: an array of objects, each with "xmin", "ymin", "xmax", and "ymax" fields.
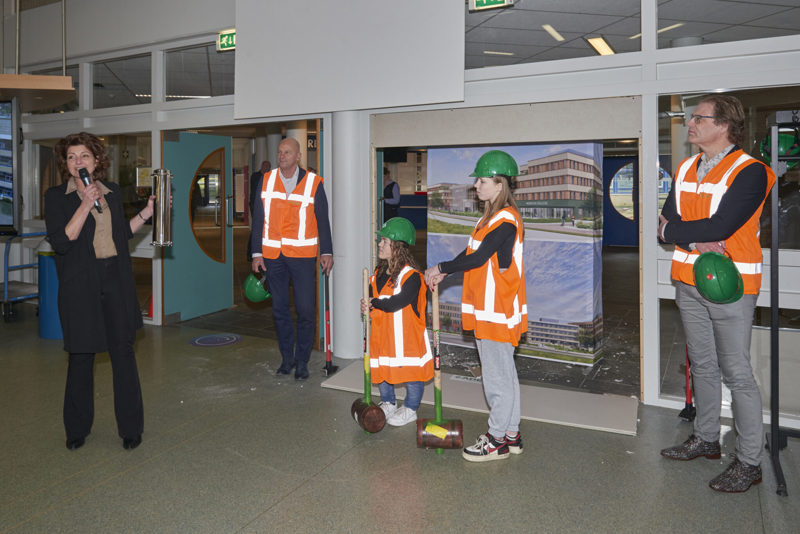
[{"xmin": 586, "ymin": 37, "xmax": 615, "ymax": 56}]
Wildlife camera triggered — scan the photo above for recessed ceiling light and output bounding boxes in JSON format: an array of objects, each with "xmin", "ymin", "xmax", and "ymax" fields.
[
  {"xmin": 586, "ymin": 37, "xmax": 615, "ymax": 56},
  {"xmin": 542, "ymin": 24, "xmax": 565, "ymax": 42},
  {"xmin": 483, "ymin": 50, "xmax": 515, "ymax": 56},
  {"xmin": 630, "ymin": 22, "xmax": 685, "ymax": 39}
]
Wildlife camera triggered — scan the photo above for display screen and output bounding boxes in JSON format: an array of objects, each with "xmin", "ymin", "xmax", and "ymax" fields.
[{"xmin": 0, "ymin": 101, "xmax": 16, "ymax": 234}]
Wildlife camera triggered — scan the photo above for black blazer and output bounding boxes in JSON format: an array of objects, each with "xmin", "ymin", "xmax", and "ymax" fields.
[{"xmin": 44, "ymin": 181, "xmax": 143, "ymax": 353}]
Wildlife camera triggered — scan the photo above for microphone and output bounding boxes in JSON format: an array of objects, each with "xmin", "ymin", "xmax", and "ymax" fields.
[{"xmin": 79, "ymin": 168, "xmax": 102, "ymax": 213}]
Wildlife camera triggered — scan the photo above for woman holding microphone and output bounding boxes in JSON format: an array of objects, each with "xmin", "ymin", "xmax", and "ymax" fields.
[{"xmin": 45, "ymin": 132, "xmax": 154, "ymax": 451}]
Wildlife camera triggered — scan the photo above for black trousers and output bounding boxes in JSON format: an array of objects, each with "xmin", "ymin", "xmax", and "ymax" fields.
[{"xmin": 63, "ymin": 257, "xmax": 144, "ymax": 440}]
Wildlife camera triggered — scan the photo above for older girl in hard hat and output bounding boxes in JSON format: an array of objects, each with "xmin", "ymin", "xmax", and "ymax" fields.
[
  {"xmin": 361, "ymin": 217, "xmax": 434, "ymax": 426},
  {"xmin": 425, "ymin": 150, "xmax": 527, "ymax": 462}
]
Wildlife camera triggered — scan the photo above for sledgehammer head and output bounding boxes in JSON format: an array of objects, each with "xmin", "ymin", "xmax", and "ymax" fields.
[
  {"xmin": 351, "ymin": 398, "xmax": 386, "ymax": 433},
  {"xmin": 416, "ymin": 418, "xmax": 463, "ymax": 449}
]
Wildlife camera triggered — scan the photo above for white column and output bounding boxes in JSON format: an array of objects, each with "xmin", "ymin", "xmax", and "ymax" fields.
[
  {"xmin": 266, "ymin": 132, "xmax": 282, "ymax": 169},
  {"xmin": 253, "ymin": 136, "xmax": 268, "ymax": 171},
  {"xmin": 331, "ymin": 110, "xmax": 371, "ymax": 359}
]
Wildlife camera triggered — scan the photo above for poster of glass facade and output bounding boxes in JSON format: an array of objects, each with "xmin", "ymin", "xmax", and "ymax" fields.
[{"xmin": 427, "ymin": 143, "xmax": 603, "ymax": 366}]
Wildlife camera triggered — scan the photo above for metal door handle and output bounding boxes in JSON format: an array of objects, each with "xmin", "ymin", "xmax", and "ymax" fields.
[
  {"xmin": 225, "ymin": 196, "xmax": 234, "ymax": 227},
  {"xmin": 214, "ymin": 196, "xmax": 220, "ymax": 226}
]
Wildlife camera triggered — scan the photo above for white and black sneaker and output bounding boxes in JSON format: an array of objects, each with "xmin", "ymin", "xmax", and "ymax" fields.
[
  {"xmin": 379, "ymin": 401, "xmax": 398, "ymax": 419},
  {"xmin": 462, "ymin": 433, "xmax": 509, "ymax": 462}
]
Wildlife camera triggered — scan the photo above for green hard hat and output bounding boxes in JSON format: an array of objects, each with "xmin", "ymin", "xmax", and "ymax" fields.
[
  {"xmin": 693, "ymin": 252, "xmax": 743, "ymax": 304},
  {"xmin": 760, "ymin": 130, "xmax": 800, "ymax": 170},
  {"xmin": 377, "ymin": 217, "xmax": 416, "ymax": 245},
  {"xmin": 243, "ymin": 272, "xmax": 271, "ymax": 302},
  {"xmin": 469, "ymin": 150, "xmax": 519, "ymax": 177}
]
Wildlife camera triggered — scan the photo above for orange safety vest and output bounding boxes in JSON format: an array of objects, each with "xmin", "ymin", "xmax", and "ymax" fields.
[
  {"xmin": 670, "ymin": 149, "xmax": 776, "ymax": 295},
  {"xmin": 462, "ymin": 207, "xmax": 528, "ymax": 345},
  {"xmin": 260, "ymin": 169, "xmax": 322, "ymax": 258},
  {"xmin": 369, "ymin": 265, "xmax": 434, "ymax": 384}
]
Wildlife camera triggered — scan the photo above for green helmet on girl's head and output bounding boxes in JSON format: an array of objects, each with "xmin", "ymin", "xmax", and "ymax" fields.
[
  {"xmin": 469, "ymin": 150, "xmax": 519, "ymax": 178},
  {"xmin": 377, "ymin": 217, "xmax": 416, "ymax": 246}
]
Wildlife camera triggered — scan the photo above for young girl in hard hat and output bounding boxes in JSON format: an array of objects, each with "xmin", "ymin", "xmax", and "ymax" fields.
[
  {"xmin": 361, "ymin": 217, "xmax": 434, "ymax": 427},
  {"xmin": 425, "ymin": 150, "xmax": 527, "ymax": 462}
]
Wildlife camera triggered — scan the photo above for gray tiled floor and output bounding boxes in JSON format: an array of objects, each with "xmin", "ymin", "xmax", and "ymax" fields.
[{"xmin": 2, "ymin": 302, "xmax": 800, "ymax": 533}]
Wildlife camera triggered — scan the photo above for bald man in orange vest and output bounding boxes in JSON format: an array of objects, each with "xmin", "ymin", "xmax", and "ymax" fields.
[{"xmin": 251, "ymin": 138, "xmax": 333, "ymax": 380}]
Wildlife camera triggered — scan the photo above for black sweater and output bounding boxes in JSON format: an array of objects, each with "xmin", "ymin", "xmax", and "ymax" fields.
[{"xmin": 439, "ymin": 222, "xmax": 516, "ymax": 274}]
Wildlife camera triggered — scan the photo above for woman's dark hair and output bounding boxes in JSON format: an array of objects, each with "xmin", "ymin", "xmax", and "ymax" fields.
[
  {"xmin": 54, "ymin": 132, "xmax": 110, "ymax": 183},
  {"xmin": 699, "ymin": 94, "xmax": 746, "ymax": 147},
  {"xmin": 377, "ymin": 239, "xmax": 420, "ymax": 287}
]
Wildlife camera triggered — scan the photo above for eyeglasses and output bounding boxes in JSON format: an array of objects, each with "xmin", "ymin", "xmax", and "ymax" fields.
[{"xmin": 685, "ymin": 114, "xmax": 715, "ymax": 125}]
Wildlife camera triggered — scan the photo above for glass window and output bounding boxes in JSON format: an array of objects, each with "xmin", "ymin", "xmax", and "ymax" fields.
[
  {"xmin": 93, "ymin": 54, "xmax": 151, "ymax": 109},
  {"xmin": 658, "ymin": 87, "xmax": 800, "ymax": 250},
  {"xmin": 166, "ymin": 43, "xmax": 235, "ymax": 101},
  {"xmin": 657, "ymin": 0, "xmax": 800, "ymax": 49},
  {"xmin": 29, "ymin": 65, "xmax": 79, "ymax": 114},
  {"xmin": 466, "ymin": 0, "xmax": 641, "ymax": 69}
]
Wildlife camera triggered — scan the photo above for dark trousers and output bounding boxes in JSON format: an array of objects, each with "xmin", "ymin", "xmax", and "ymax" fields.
[
  {"xmin": 264, "ymin": 254, "xmax": 316, "ymax": 369},
  {"xmin": 64, "ymin": 257, "xmax": 144, "ymax": 440}
]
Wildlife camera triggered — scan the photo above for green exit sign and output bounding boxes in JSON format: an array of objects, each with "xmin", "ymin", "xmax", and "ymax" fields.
[
  {"xmin": 469, "ymin": 0, "xmax": 514, "ymax": 11},
  {"xmin": 217, "ymin": 29, "xmax": 236, "ymax": 51}
]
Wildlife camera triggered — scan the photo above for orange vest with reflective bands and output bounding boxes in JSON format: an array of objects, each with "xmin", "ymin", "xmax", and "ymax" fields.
[
  {"xmin": 670, "ymin": 149, "xmax": 776, "ymax": 295},
  {"xmin": 260, "ymin": 169, "xmax": 321, "ymax": 259},
  {"xmin": 462, "ymin": 207, "xmax": 528, "ymax": 345},
  {"xmin": 369, "ymin": 265, "xmax": 434, "ymax": 384}
]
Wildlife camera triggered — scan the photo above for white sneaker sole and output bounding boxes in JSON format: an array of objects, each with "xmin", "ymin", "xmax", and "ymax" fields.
[{"xmin": 461, "ymin": 450, "xmax": 509, "ymax": 462}]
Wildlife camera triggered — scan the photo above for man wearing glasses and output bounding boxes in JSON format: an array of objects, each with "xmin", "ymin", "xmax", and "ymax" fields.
[{"xmin": 657, "ymin": 94, "xmax": 776, "ymax": 493}]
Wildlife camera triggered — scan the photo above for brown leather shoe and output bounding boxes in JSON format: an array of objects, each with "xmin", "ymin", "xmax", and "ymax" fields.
[
  {"xmin": 709, "ymin": 458, "xmax": 762, "ymax": 493},
  {"xmin": 660, "ymin": 434, "xmax": 721, "ymax": 461}
]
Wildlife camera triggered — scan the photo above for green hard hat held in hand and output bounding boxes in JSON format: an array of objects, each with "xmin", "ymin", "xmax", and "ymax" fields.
[
  {"xmin": 693, "ymin": 252, "xmax": 743, "ymax": 304},
  {"xmin": 243, "ymin": 271, "xmax": 271, "ymax": 302}
]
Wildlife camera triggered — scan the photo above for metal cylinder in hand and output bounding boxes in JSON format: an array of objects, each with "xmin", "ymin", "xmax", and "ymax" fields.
[
  {"xmin": 151, "ymin": 168, "xmax": 173, "ymax": 247},
  {"xmin": 350, "ymin": 267, "xmax": 386, "ymax": 433},
  {"xmin": 416, "ymin": 285, "xmax": 463, "ymax": 451}
]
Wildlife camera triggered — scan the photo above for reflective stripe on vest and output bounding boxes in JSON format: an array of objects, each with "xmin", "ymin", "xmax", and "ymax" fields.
[
  {"xmin": 261, "ymin": 169, "xmax": 320, "ymax": 257},
  {"xmin": 461, "ymin": 208, "xmax": 528, "ymax": 344},
  {"xmin": 369, "ymin": 266, "xmax": 434, "ymax": 384}
]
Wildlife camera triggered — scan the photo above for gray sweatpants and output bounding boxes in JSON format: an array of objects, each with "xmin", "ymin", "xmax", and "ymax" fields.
[
  {"xmin": 476, "ymin": 338, "xmax": 521, "ymax": 439},
  {"xmin": 676, "ymin": 282, "xmax": 763, "ymax": 466}
]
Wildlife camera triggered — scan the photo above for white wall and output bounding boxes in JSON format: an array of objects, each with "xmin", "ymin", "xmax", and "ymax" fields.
[{"xmin": 234, "ymin": 0, "xmax": 464, "ymax": 118}]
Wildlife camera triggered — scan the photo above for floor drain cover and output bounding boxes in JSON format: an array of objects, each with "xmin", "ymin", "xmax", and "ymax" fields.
[{"xmin": 189, "ymin": 333, "xmax": 242, "ymax": 347}]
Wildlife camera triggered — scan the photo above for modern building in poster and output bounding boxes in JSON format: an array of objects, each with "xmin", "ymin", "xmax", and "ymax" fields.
[
  {"xmin": 515, "ymin": 150, "xmax": 603, "ymax": 221},
  {"xmin": 427, "ymin": 143, "xmax": 604, "ymax": 366}
]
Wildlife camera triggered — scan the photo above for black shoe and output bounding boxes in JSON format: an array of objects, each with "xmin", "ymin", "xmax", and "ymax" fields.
[
  {"xmin": 660, "ymin": 434, "xmax": 721, "ymax": 461},
  {"xmin": 295, "ymin": 364, "xmax": 309, "ymax": 380},
  {"xmin": 276, "ymin": 362, "xmax": 295, "ymax": 375},
  {"xmin": 66, "ymin": 437, "xmax": 85, "ymax": 450},
  {"xmin": 122, "ymin": 435, "xmax": 142, "ymax": 450}
]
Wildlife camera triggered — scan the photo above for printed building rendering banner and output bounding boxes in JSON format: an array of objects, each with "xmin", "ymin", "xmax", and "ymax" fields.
[{"xmin": 427, "ymin": 143, "xmax": 603, "ymax": 366}]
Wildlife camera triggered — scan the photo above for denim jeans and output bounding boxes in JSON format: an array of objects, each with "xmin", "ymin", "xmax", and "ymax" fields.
[{"xmin": 378, "ymin": 380, "xmax": 424, "ymax": 411}]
